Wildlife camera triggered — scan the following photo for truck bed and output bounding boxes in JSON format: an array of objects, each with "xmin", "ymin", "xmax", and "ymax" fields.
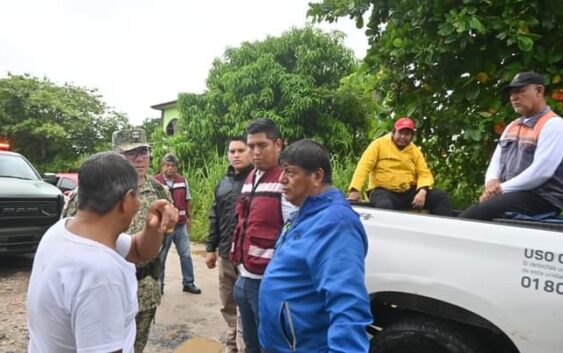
[{"xmin": 355, "ymin": 205, "xmax": 563, "ymax": 353}]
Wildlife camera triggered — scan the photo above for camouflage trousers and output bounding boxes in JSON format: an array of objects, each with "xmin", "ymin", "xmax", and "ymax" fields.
[{"xmin": 135, "ymin": 307, "xmax": 157, "ymax": 353}]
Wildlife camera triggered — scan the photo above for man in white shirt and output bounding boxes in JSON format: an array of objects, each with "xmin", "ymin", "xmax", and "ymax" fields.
[
  {"xmin": 460, "ymin": 72, "xmax": 563, "ymax": 220},
  {"xmin": 27, "ymin": 151, "xmax": 178, "ymax": 353}
]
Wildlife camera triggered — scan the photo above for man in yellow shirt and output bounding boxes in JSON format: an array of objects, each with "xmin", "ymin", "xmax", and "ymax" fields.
[{"xmin": 348, "ymin": 117, "xmax": 451, "ymax": 216}]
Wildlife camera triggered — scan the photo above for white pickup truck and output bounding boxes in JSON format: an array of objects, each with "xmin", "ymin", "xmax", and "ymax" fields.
[{"xmin": 356, "ymin": 205, "xmax": 563, "ymax": 353}]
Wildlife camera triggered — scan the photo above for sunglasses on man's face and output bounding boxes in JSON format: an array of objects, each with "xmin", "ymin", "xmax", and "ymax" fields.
[{"xmin": 123, "ymin": 147, "xmax": 151, "ymax": 160}]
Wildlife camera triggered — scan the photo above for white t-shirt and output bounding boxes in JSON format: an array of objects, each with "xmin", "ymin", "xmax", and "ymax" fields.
[{"xmin": 27, "ymin": 219, "xmax": 138, "ymax": 353}]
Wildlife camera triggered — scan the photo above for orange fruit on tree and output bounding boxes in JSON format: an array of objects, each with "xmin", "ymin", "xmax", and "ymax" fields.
[
  {"xmin": 476, "ymin": 72, "xmax": 489, "ymax": 84},
  {"xmin": 494, "ymin": 121, "xmax": 506, "ymax": 135},
  {"xmin": 551, "ymin": 89, "xmax": 563, "ymax": 102}
]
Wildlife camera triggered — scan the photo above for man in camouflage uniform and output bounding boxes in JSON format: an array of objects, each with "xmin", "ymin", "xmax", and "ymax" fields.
[{"xmin": 63, "ymin": 128, "xmax": 172, "ymax": 353}]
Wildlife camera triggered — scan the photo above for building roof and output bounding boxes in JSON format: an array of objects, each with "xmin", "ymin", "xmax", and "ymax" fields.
[{"xmin": 151, "ymin": 99, "xmax": 178, "ymax": 111}]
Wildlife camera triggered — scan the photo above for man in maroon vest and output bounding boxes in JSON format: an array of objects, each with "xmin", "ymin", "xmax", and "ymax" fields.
[
  {"xmin": 155, "ymin": 153, "xmax": 201, "ymax": 294},
  {"xmin": 460, "ymin": 72, "xmax": 563, "ymax": 220},
  {"xmin": 230, "ymin": 118, "xmax": 296, "ymax": 353}
]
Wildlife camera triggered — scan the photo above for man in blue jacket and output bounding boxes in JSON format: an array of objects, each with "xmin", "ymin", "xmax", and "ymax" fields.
[{"xmin": 258, "ymin": 139, "xmax": 372, "ymax": 353}]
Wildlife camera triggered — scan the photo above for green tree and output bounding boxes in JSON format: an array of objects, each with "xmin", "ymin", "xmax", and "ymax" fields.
[
  {"xmin": 167, "ymin": 27, "xmax": 374, "ymax": 165},
  {"xmin": 309, "ymin": 0, "xmax": 563, "ymax": 206},
  {"xmin": 0, "ymin": 74, "xmax": 129, "ymax": 171},
  {"xmin": 138, "ymin": 117, "xmax": 161, "ymax": 142}
]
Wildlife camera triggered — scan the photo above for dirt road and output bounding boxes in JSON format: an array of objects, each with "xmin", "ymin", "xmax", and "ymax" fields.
[
  {"xmin": 0, "ymin": 243, "xmax": 228, "ymax": 353},
  {"xmin": 0, "ymin": 255, "xmax": 31, "ymax": 353},
  {"xmin": 146, "ymin": 244, "xmax": 226, "ymax": 353}
]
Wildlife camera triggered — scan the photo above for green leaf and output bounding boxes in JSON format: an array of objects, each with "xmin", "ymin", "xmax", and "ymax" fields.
[
  {"xmin": 392, "ymin": 37, "xmax": 405, "ymax": 48},
  {"xmin": 461, "ymin": 76, "xmax": 475, "ymax": 88},
  {"xmin": 478, "ymin": 111, "xmax": 492, "ymax": 118},
  {"xmin": 356, "ymin": 16, "xmax": 364, "ymax": 29},
  {"xmin": 465, "ymin": 86, "xmax": 481, "ymax": 101},
  {"xmin": 455, "ymin": 20, "xmax": 467, "ymax": 33},
  {"xmin": 469, "ymin": 17, "xmax": 486, "ymax": 34},
  {"xmin": 464, "ymin": 129, "xmax": 482, "ymax": 141},
  {"xmin": 438, "ymin": 24, "xmax": 455, "ymax": 36},
  {"xmin": 517, "ymin": 35, "xmax": 534, "ymax": 52},
  {"xmin": 548, "ymin": 52, "xmax": 562, "ymax": 64},
  {"xmin": 470, "ymin": 129, "xmax": 482, "ymax": 141}
]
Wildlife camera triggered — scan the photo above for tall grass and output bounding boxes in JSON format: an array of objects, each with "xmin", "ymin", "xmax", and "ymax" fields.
[
  {"xmin": 180, "ymin": 154, "xmax": 229, "ymax": 243},
  {"xmin": 331, "ymin": 154, "xmax": 357, "ymax": 195},
  {"xmin": 181, "ymin": 153, "xmax": 357, "ymax": 244}
]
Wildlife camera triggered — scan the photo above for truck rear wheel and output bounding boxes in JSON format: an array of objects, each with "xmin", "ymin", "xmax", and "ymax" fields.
[{"xmin": 371, "ymin": 317, "xmax": 486, "ymax": 353}]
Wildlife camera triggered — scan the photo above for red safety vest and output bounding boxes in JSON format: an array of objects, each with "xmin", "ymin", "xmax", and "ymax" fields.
[
  {"xmin": 230, "ymin": 166, "xmax": 284, "ymax": 275},
  {"xmin": 154, "ymin": 173, "xmax": 189, "ymax": 225}
]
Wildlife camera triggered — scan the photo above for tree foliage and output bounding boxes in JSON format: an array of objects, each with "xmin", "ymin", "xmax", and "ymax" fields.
[
  {"xmin": 0, "ymin": 74, "xmax": 129, "ymax": 171},
  {"xmin": 309, "ymin": 0, "xmax": 563, "ymax": 206},
  {"xmin": 138, "ymin": 117, "xmax": 161, "ymax": 141},
  {"xmin": 164, "ymin": 27, "xmax": 375, "ymax": 165}
]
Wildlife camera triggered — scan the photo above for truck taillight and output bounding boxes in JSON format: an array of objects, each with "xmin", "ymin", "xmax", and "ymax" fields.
[{"xmin": 0, "ymin": 142, "xmax": 10, "ymax": 151}]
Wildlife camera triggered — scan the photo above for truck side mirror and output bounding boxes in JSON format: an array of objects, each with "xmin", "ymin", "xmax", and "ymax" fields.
[{"xmin": 43, "ymin": 172, "xmax": 57, "ymax": 185}]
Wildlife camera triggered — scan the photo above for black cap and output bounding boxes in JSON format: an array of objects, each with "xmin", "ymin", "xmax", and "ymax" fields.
[{"xmin": 502, "ymin": 71, "xmax": 545, "ymax": 94}]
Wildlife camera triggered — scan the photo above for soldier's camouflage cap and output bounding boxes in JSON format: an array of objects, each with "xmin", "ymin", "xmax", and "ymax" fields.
[{"xmin": 112, "ymin": 129, "xmax": 150, "ymax": 153}]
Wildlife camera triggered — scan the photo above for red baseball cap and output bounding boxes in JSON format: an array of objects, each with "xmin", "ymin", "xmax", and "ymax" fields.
[{"xmin": 394, "ymin": 117, "xmax": 416, "ymax": 131}]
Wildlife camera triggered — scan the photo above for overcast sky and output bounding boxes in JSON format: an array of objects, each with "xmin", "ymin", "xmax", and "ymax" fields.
[{"xmin": 0, "ymin": 0, "xmax": 369, "ymax": 125}]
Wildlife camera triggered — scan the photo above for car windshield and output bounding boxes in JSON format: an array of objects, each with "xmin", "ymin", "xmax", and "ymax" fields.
[{"xmin": 0, "ymin": 155, "xmax": 40, "ymax": 180}]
